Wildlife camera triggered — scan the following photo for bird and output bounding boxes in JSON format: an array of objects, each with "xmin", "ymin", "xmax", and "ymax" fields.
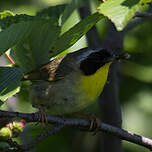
[{"xmin": 26, "ymin": 47, "xmax": 129, "ymax": 115}]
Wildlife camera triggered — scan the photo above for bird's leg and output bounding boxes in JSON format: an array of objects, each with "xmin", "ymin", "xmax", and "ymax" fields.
[{"xmin": 36, "ymin": 107, "xmax": 47, "ymax": 127}]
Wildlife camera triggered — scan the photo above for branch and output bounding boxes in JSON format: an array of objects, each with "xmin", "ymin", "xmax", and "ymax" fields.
[
  {"xmin": 0, "ymin": 110, "xmax": 152, "ymax": 151},
  {"xmin": 125, "ymin": 7, "xmax": 152, "ymax": 32},
  {"xmin": 134, "ymin": 12, "xmax": 152, "ymax": 18}
]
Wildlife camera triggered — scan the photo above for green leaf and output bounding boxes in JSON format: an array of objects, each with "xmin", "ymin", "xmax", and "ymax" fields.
[
  {"xmin": 0, "ymin": 82, "xmax": 20, "ymax": 102},
  {"xmin": 0, "ymin": 10, "xmax": 14, "ymax": 19},
  {"xmin": 0, "ymin": 100, "xmax": 3, "ymax": 106},
  {"xmin": 17, "ymin": 81, "xmax": 36, "ymax": 113},
  {"xmin": 142, "ymin": 0, "xmax": 152, "ymax": 3},
  {"xmin": 0, "ymin": 22, "xmax": 34, "ymax": 56},
  {"xmin": 97, "ymin": 0, "xmax": 148, "ymax": 31},
  {"xmin": 61, "ymin": 0, "xmax": 88, "ymax": 25},
  {"xmin": 18, "ymin": 81, "xmax": 31, "ymax": 103},
  {"xmin": 28, "ymin": 21, "xmax": 60, "ymax": 67},
  {"xmin": 37, "ymin": 4, "xmax": 67, "ymax": 20},
  {"xmin": 12, "ymin": 21, "xmax": 60, "ymax": 73},
  {"xmin": 50, "ymin": 12, "xmax": 103, "ymax": 57},
  {"xmin": 0, "ymin": 14, "xmax": 51, "ymax": 30},
  {"xmin": 0, "ymin": 14, "xmax": 54, "ymax": 56},
  {"xmin": 37, "ymin": 1, "xmax": 88, "ymax": 25},
  {"xmin": 0, "ymin": 67, "xmax": 23, "ymax": 101}
]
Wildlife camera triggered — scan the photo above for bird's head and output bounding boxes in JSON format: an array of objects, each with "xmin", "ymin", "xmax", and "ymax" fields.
[{"xmin": 74, "ymin": 47, "xmax": 130, "ymax": 75}]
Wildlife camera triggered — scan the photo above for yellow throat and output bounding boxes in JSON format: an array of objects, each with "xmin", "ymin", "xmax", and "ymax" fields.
[{"xmin": 81, "ymin": 62, "xmax": 112, "ymax": 100}]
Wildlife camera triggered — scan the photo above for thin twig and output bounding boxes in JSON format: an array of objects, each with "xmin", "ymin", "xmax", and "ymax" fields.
[
  {"xmin": 4, "ymin": 53, "xmax": 15, "ymax": 65},
  {"xmin": 3, "ymin": 125, "xmax": 65, "ymax": 152},
  {"xmin": 0, "ymin": 110, "xmax": 152, "ymax": 151},
  {"xmin": 134, "ymin": 12, "xmax": 152, "ymax": 18},
  {"xmin": 20, "ymin": 124, "xmax": 65, "ymax": 151}
]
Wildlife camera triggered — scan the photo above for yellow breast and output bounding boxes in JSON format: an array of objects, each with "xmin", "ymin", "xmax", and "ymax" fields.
[{"xmin": 81, "ymin": 62, "xmax": 112, "ymax": 100}]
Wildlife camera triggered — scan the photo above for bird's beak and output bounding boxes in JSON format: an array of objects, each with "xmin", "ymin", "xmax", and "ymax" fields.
[{"xmin": 103, "ymin": 53, "xmax": 130, "ymax": 63}]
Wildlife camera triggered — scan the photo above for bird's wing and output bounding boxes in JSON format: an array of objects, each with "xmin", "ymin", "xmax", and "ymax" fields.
[
  {"xmin": 40, "ymin": 57, "xmax": 64, "ymax": 81},
  {"xmin": 54, "ymin": 55, "xmax": 76, "ymax": 81},
  {"xmin": 24, "ymin": 56, "xmax": 75, "ymax": 82}
]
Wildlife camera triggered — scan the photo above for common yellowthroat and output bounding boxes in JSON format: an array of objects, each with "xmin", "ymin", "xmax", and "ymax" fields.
[{"xmin": 27, "ymin": 48, "xmax": 129, "ymax": 115}]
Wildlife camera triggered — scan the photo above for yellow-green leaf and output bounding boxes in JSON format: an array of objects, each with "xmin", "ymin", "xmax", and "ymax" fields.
[{"xmin": 97, "ymin": 0, "xmax": 148, "ymax": 31}]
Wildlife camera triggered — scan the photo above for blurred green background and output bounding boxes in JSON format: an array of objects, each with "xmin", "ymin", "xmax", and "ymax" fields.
[{"xmin": 0, "ymin": 0, "xmax": 152, "ymax": 152}]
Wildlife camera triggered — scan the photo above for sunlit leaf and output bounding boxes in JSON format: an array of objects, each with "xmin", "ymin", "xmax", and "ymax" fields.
[
  {"xmin": 141, "ymin": 0, "xmax": 152, "ymax": 3},
  {"xmin": 97, "ymin": 0, "xmax": 148, "ymax": 31},
  {"xmin": 0, "ymin": 10, "xmax": 14, "ymax": 19}
]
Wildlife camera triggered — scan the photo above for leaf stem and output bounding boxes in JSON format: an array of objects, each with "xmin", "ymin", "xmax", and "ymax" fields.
[{"xmin": 4, "ymin": 53, "xmax": 15, "ymax": 65}]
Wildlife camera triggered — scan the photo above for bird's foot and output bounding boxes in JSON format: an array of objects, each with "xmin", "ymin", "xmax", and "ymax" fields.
[
  {"xmin": 88, "ymin": 114, "xmax": 101, "ymax": 135},
  {"xmin": 36, "ymin": 107, "xmax": 47, "ymax": 127},
  {"xmin": 73, "ymin": 112, "xmax": 101, "ymax": 135}
]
